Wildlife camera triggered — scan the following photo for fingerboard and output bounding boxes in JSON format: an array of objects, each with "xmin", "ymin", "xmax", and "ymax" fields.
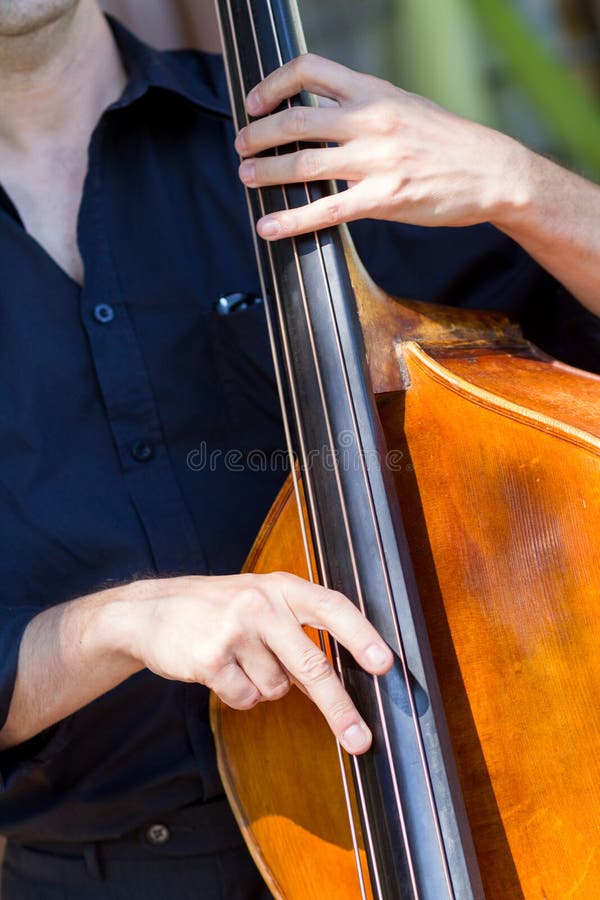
[{"xmin": 215, "ymin": 3, "xmax": 483, "ymax": 898}]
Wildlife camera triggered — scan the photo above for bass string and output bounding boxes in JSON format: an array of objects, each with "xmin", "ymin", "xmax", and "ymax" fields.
[
  {"xmin": 241, "ymin": 0, "xmax": 424, "ymax": 893},
  {"xmin": 217, "ymin": 4, "xmax": 375, "ymax": 896},
  {"xmin": 258, "ymin": 0, "xmax": 431, "ymax": 894},
  {"xmin": 219, "ymin": 1, "xmax": 443, "ymax": 896},
  {"xmin": 218, "ymin": 1, "xmax": 370, "ymax": 895},
  {"xmin": 226, "ymin": 0, "xmax": 374, "ymax": 893},
  {"xmin": 246, "ymin": 2, "xmax": 376, "ymax": 896},
  {"xmin": 254, "ymin": 2, "xmax": 403, "ymax": 896},
  {"xmin": 216, "ymin": 0, "xmax": 316, "ymax": 585},
  {"xmin": 260, "ymin": 5, "xmax": 456, "ymax": 896}
]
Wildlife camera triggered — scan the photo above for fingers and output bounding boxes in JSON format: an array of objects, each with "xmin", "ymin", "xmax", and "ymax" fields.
[
  {"xmin": 267, "ymin": 623, "xmax": 373, "ymax": 754},
  {"xmin": 239, "ymin": 146, "xmax": 360, "ymax": 190},
  {"xmin": 228, "ymin": 573, "xmax": 392, "ymax": 754},
  {"xmin": 235, "ymin": 643, "xmax": 291, "ymax": 702},
  {"xmin": 235, "ymin": 106, "xmax": 352, "ymax": 158},
  {"xmin": 275, "ymin": 574, "xmax": 393, "ymax": 675},
  {"xmin": 246, "ymin": 53, "xmax": 370, "ymax": 116},
  {"xmin": 176, "ymin": 572, "xmax": 393, "ymax": 755},
  {"xmin": 210, "ymin": 660, "xmax": 261, "ymax": 710},
  {"xmin": 253, "ymin": 184, "xmax": 375, "ymax": 240},
  {"xmin": 236, "ymin": 55, "xmax": 394, "ymax": 242}
]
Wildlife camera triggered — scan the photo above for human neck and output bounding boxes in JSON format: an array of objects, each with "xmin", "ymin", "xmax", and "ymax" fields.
[{"xmin": 0, "ymin": 0, "xmax": 126, "ymax": 153}]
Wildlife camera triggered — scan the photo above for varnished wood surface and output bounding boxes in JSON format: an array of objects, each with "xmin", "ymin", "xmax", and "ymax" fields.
[
  {"xmin": 378, "ymin": 342, "xmax": 600, "ymax": 898},
  {"xmin": 211, "ymin": 478, "xmax": 373, "ymax": 900},
  {"xmin": 342, "ymin": 225, "xmax": 528, "ymax": 396},
  {"xmin": 212, "ymin": 256, "xmax": 600, "ymax": 898},
  {"xmin": 433, "ymin": 348, "xmax": 600, "ymax": 440}
]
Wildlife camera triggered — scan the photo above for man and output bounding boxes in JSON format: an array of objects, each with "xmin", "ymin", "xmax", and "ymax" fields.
[{"xmin": 0, "ymin": 1, "xmax": 597, "ymax": 898}]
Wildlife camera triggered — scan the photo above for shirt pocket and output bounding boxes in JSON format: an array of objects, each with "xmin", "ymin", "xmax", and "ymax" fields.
[{"xmin": 209, "ymin": 296, "xmax": 282, "ymax": 437}]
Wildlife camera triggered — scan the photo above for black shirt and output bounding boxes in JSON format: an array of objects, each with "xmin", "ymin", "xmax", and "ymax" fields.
[{"xmin": 0, "ymin": 18, "xmax": 597, "ymax": 843}]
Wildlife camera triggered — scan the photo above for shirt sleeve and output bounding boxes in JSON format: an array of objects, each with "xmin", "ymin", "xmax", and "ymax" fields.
[
  {"xmin": 0, "ymin": 604, "xmax": 59, "ymax": 792},
  {"xmin": 0, "ymin": 605, "xmax": 43, "ymax": 732}
]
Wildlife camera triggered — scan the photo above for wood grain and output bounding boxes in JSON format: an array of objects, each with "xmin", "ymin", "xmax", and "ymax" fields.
[{"xmin": 212, "ymin": 257, "xmax": 600, "ymax": 897}]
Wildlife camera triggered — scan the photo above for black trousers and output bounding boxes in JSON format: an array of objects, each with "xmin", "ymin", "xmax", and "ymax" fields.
[{"xmin": 1, "ymin": 799, "xmax": 272, "ymax": 900}]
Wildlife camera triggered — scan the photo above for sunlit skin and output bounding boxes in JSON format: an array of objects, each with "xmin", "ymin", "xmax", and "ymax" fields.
[
  {"xmin": 0, "ymin": 0, "xmax": 392, "ymax": 761},
  {"xmin": 0, "ymin": 0, "xmax": 126, "ymax": 283},
  {"xmin": 235, "ymin": 53, "xmax": 600, "ymax": 318}
]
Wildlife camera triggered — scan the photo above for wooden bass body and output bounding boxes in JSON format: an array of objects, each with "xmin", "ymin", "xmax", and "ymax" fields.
[{"xmin": 212, "ymin": 249, "xmax": 600, "ymax": 899}]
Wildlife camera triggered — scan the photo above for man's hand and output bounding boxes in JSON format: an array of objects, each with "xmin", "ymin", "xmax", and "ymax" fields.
[
  {"xmin": 0, "ymin": 573, "xmax": 392, "ymax": 756},
  {"xmin": 115, "ymin": 573, "xmax": 392, "ymax": 754},
  {"xmin": 235, "ymin": 53, "xmax": 600, "ymax": 317},
  {"xmin": 235, "ymin": 53, "xmax": 526, "ymax": 240}
]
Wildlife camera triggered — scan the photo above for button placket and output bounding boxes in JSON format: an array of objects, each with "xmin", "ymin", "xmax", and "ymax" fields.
[{"xmin": 77, "ymin": 116, "xmax": 209, "ymax": 574}]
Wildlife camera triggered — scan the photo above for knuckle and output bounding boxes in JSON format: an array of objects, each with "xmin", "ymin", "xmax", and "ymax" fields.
[
  {"xmin": 229, "ymin": 687, "xmax": 261, "ymax": 711},
  {"xmin": 293, "ymin": 52, "xmax": 316, "ymax": 77},
  {"xmin": 299, "ymin": 150, "xmax": 323, "ymax": 180},
  {"xmin": 322, "ymin": 199, "xmax": 343, "ymax": 226},
  {"xmin": 261, "ymin": 677, "xmax": 290, "ymax": 701},
  {"xmin": 291, "ymin": 53, "xmax": 323, "ymax": 92},
  {"xmin": 269, "ymin": 570, "xmax": 296, "ymax": 582},
  {"xmin": 235, "ymin": 586, "xmax": 272, "ymax": 617},
  {"xmin": 222, "ymin": 608, "xmax": 249, "ymax": 645},
  {"xmin": 266, "ymin": 571, "xmax": 298, "ymax": 592},
  {"xmin": 317, "ymin": 588, "xmax": 346, "ymax": 616},
  {"xmin": 195, "ymin": 647, "xmax": 230, "ymax": 678},
  {"xmin": 300, "ymin": 51, "xmax": 317, "ymax": 66},
  {"xmin": 298, "ymin": 647, "xmax": 333, "ymax": 685},
  {"xmin": 327, "ymin": 697, "xmax": 356, "ymax": 726},
  {"xmin": 289, "ymin": 105, "xmax": 310, "ymax": 137},
  {"xmin": 362, "ymin": 100, "xmax": 400, "ymax": 135},
  {"xmin": 390, "ymin": 177, "xmax": 412, "ymax": 207}
]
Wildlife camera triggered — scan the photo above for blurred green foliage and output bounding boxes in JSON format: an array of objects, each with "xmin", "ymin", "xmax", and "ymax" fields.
[
  {"xmin": 397, "ymin": 0, "xmax": 600, "ymax": 177},
  {"xmin": 468, "ymin": 0, "xmax": 600, "ymax": 176},
  {"xmin": 302, "ymin": 0, "xmax": 600, "ymax": 179}
]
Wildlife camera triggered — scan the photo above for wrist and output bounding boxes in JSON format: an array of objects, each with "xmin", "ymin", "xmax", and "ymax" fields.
[
  {"xmin": 79, "ymin": 581, "xmax": 156, "ymax": 676},
  {"xmin": 487, "ymin": 136, "xmax": 538, "ymax": 235}
]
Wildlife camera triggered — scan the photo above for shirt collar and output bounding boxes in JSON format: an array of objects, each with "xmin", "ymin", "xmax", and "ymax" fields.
[{"xmin": 106, "ymin": 16, "xmax": 231, "ymax": 118}]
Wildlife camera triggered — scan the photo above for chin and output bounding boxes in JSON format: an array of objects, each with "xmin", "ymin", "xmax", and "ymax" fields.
[{"xmin": 0, "ymin": 0, "xmax": 81, "ymax": 37}]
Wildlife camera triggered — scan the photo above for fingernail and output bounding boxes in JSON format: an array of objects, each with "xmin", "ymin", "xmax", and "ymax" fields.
[
  {"xmin": 247, "ymin": 89, "xmax": 261, "ymax": 114},
  {"xmin": 235, "ymin": 130, "xmax": 247, "ymax": 153},
  {"xmin": 341, "ymin": 722, "xmax": 371, "ymax": 754},
  {"xmin": 239, "ymin": 161, "xmax": 256, "ymax": 184},
  {"xmin": 259, "ymin": 219, "xmax": 281, "ymax": 238},
  {"xmin": 365, "ymin": 644, "xmax": 391, "ymax": 669}
]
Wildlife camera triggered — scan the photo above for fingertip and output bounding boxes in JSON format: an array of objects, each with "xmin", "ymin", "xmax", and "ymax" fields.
[
  {"xmin": 340, "ymin": 721, "xmax": 371, "ymax": 755},
  {"xmin": 238, "ymin": 160, "xmax": 256, "ymax": 186},
  {"xmin": 364, "ymin": 643, "xmax": 393, "ymax": 672},
  {"xmin": 234, "ymin": 129, "xmax": 248, "ymax": 155},
  {"xmin": 246, "ymin": 88, "xmax": 262, "ymax": 116},
  {"xmin": 257, "ymin": 218, "xmax": 282, "ymax": 240}
]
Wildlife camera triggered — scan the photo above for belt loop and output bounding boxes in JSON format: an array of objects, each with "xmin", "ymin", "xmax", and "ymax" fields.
[{"xmin": 83, "ymin": 842, "xmax": 104, "ymax": 880}]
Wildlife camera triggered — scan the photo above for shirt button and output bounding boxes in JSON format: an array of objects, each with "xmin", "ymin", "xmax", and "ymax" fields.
[
  {"xmin": 131, "ymin": 441, "xmax": 154, "ymax": 463},
  {"xmin": 145, "ymin": 823, "xmax": 170, "ymax": 846},
  {"xmin": 93, "ymin": 303, "xmax": 115, "ymax": 324}
]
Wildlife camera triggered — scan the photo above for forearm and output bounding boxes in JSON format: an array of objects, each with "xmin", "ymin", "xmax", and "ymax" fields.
[
  {"xmin": 0, "ymin": 572, "xmax": 392, "ymax": 757},
  {"xmin": 0, "ymin": 583, "xmax": 145, "ymax": 751},
  {"xmin": 492, "ymin": 148, "xmax": 600, "ymax": 317}
]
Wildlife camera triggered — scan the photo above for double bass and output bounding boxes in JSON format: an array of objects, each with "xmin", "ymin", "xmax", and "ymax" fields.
[{"xmin": 210, "ymin": 1, "xmax": 600, "ymax": 896}]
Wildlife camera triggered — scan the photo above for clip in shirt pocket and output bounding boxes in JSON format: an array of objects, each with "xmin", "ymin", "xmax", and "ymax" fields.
[{"xmin": 214, "ymin": 292, "xmax": 263, "ymax": 316}]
